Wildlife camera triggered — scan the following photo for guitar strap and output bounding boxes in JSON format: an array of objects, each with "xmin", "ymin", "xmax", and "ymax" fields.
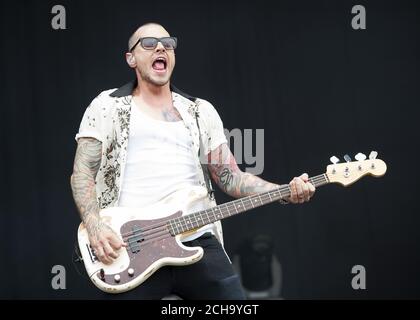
[{"xmin": 193, "ymin": 107, "xmax": 216, "ymax": 202}]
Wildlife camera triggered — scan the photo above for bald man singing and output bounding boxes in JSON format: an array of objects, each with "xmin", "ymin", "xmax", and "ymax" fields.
[{"xmin": 71, "ymin": 23, "xmax": 315, "ymax": 299}]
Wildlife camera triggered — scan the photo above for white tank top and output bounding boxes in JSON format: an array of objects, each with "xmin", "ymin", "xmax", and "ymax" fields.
[{"xmin": 118, "ymin": 102, "xmax": 214, "ymax": 241}]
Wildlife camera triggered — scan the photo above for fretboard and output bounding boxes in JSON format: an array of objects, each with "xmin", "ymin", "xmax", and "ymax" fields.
[{"xmin": 167, "ymin": 174, "xmax": 329, "ymax": 236}]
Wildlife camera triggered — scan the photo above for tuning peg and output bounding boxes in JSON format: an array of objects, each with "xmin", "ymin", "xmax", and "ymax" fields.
[
  {"xmin": 330, "ymin": 156, "xmax": 340, "ymax": 164},
  {"xmin": 355, "ymin": 152, "xmax": 366, "ymax": 161},
  {"xmin": 369, "ymin": 151, "xmax": 378, "ymax": 160},
  {"xmin": 344, "ymin": 154, "xmax": 351, "ymax": 162}
]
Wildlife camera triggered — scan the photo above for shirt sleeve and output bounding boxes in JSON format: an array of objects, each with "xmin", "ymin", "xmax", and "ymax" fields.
[
  {"xmin": 75, "ymin": 94, "xmax": 105, "ymax": 143},
  {"xmin": 197, "ymin": 99, "xmax": 228, "ymax": 154}
]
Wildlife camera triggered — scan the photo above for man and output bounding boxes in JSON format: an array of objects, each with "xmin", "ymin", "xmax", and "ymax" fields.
[{"xmin": 70, "ymin": 22, "xmax": 315, "ymax": 299}]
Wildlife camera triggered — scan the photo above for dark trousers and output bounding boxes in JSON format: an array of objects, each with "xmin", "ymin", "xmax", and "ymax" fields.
[{"xmin": 99, "ymin": 233, "xmax": 246, "ymax": 300}]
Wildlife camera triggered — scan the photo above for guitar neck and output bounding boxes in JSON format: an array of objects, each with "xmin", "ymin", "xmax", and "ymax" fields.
[{"xmin": 167, "ymin": 174, "xmax": 330, "ymax": 236}]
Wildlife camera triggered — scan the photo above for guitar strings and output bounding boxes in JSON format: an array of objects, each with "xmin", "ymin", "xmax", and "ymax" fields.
[
  {"xmin": 120, "ymin": 175, "xmax": 327, "ymax": 242},
  {"xmin": 150, "ymin": 174, "xmax": 327, "ymax": 238},
  {"xmin": 121, "ymin": 175, "xmax": 328, "ymax": 246},
  {"xmin": 120, "ymin": 183, "xmax": 292, "ymax": 242},
  {"xmin": 120, "ymin": 174, "xmax": 327, "ymax": 243}
]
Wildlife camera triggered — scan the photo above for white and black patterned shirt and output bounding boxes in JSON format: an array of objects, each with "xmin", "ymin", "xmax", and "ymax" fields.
[{"xmin": 75, "ymin": 80, "xmax": 227, "ymax": 244}]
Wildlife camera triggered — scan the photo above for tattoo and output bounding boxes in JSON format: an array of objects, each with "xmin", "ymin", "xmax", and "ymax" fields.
[
  {"xmin": 70, "ymin": 138, "xmax": 103, "ymax": 236},
  {"xmin": 162, "ymin": 107, "xmax": 182, "ymax": 122},
  {"xmin": 219, "ymin": 168, "xmax": 234, "ymax": 190},
  {"xmin": 207, "ymin": 143, "xmax": 279, "ymax": 198}
]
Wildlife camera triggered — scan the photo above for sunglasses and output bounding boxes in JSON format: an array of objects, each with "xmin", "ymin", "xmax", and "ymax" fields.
[{"xmin": 129, "ymin": 37, "xmax": 178, "ymax": 52}]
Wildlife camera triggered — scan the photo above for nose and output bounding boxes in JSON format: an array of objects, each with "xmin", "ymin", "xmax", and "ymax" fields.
[{"xmin": 155, "ymin": 41, "xmax": 166, "ymax": 52}]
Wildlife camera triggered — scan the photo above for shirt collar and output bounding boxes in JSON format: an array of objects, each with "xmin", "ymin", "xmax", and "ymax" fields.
[{"xmin": 109, "ymin": 78, "xmax": 197, "ymax": 102}]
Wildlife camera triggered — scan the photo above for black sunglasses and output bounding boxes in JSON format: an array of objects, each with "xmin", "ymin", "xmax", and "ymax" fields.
[{"xmin": 130, "ymin": 37, "xmax": 178, "ymax": 52}]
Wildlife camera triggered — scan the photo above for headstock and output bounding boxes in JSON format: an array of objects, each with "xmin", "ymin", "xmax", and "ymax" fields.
[{"xmin": 326, "ymin": 151, "xmax": 387, "ymax": 186}]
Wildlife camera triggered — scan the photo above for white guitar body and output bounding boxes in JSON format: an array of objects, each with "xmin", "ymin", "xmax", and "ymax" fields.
[{"xmin": 77, "ymin": 186, "xmax": 211, "ymax": 294}]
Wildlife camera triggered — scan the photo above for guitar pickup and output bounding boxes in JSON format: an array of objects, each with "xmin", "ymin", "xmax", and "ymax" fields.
[{"xmin": 129, "ymin": 243, "xmax": 141, "ymax": 254}]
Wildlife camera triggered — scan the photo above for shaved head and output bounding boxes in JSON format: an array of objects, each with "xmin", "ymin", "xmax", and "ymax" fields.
[
  {"xmin": 125, "ymin": 22, "xmax": 175, "ymax": 87},
  {"xmin": 128, "ymin": 22, "xmax": 168, "ymax": 51}
]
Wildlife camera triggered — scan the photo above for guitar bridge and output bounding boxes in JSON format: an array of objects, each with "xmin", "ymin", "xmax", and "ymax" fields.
[{"xmin": 86, "ymin": 244, "xmax": 98, "ymax": 263}]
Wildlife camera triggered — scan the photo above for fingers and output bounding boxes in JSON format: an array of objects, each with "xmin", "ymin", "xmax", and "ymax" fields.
[
  {"xmin": 288, "ymin": 173, "xmax": 316, "ymax": 204},
  {"xmin": 300, "ymin": 173, "xmax": 309, "ymax": 182},
  {"xmin": 93, "ymin": 245, "xmax": 113, "ymax": 265},
  {"xmin": 295, "ymin": 177, "xmax": 304, "ymax": 203},
  {"xmin": 88, "ymin": 222, "xmax": 126, "ymax": 264},
  {"xmin": 108, "ymin": 233, "xmax": 125, "ymax": 250},
  {"xmin": 91, "ymin": 235, "xmax": 124, "ymax": 264},
  {"xmin": 302, "ymin": 181, "xmax": 310, "ymax": 202},
  {"xmin": 289, "ymin": 179, "xmax": 298, "ymax": 203},
  {"xmin": 103, "ymin": 241, "xmax": 119, "ymax": 259},
  {"xmin": 308, "ymin": 182, "xmax": 315, "ymax": 197}
]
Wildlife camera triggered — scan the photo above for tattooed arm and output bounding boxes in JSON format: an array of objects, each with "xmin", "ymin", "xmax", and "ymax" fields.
[
  {"xmin": 70, "ymin": 138, "xmax": 125, "ymax": 264},
  {"xmin": 207, "ymin": 143, "xmax": 315, "ymax": 204}
]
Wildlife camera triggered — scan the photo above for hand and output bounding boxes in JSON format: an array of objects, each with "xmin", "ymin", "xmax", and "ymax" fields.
[
  {"xmin": 86, "ymin": 218, "xmax": 126, "ymax": 265},
  {"xmin": 287, "ymin": 173, "xmax": 315, "ymax": 204}
]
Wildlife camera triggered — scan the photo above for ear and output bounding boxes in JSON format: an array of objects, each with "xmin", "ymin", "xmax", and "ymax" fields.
[{"xmin": 125, "ymin": 52, "xmax": 136, "ymax": 68}]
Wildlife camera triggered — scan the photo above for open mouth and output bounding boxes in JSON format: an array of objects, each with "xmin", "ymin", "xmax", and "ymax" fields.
[{"xmin": 152, "ymin": 56, "xmax": 167, "ymax": 72}]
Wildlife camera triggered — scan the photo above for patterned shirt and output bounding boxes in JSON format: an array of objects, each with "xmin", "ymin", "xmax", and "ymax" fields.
[{"xmin": 75, "ymin": 80, "xmax": 227, "ymax": 244}]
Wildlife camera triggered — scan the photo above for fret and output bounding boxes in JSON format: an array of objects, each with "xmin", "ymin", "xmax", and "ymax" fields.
[
  {"xmin": 254, "ymin": 197, "xmax": 260, "ymax": 206},
  {"xmin": 238, "ymin": 199, "xmax": 244, "ymax": 211},
  {"xmin": 168, "ymin": 220, "xmax": 173, "ymax": 235},
  {"xmin": 172, "ymin": 218, "xmax": 179, "ymax": 235},
  {"xmin": 271, "ymin": 191, "xmax": 277, "ymax": 199},
  {"xmin": 216, "ymin": 206, "xmax": 223, "ymax": 220},
  {"xmin": 171, "ymin": 220, "xmax": 177, "ymax": 235},
  {"xmin": 224, "ymin": 204, "xmax": 232, "ymax": 217},
  {"xmin": 185, "ymin": 217, "xmax": 191, "ymax": 229},
  {"xmin": 168, "ymin": 173, "xmax": 330, "ymax": 236},
  {"xmin": 191, "ymin": 213, "xmax": 199, "ymax": 228},
  {"xmin": 211, "ymin": 207, "xmax": 217, "ymax": 222},
  {"xmin": 196, "ymin": 213, "xmax": 202, "ymax": 227},
  {"xmin": 176, "ymin": 219, "xmax": 183, "ymax": 234},
  {"xmin": 205, "ymin": 209, "xmax": 211, "ymax": 225},
  {"xmin": 280, "ymin": 188, "xmax": 286, "ymax": 198},
  {"xmin": 249, "ymin": 197, "xmax": 255, "ymax": 208},
  {"xmin": 180, "ymin": 218, "xmax": 185, "ymax": 234},
  {"xmin": 233, "ymin": 202, "xmax": 239, "ymax": 214},
  {"xmin": 197, "ymin": 212, "xmax": 206, "ymax": 226}
]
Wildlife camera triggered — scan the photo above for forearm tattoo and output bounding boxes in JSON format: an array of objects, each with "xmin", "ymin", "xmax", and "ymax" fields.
[
  {"xmin": 70, "ymin": 138, "xmax": 102, "ymax": 234},
  {"xmin": 207, "ymin": 143, "xmax": 279, "ymax": 198}
]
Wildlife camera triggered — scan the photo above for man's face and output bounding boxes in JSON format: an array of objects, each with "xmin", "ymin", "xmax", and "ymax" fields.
[{"xmin": 129, "ymin": 24, "xmax": 176, "ymax": 87}]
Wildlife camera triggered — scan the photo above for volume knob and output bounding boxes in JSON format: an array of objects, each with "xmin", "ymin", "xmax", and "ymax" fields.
[{"xmin": 128, "ymin": 268, "xmax": 134, "ymax": 277}]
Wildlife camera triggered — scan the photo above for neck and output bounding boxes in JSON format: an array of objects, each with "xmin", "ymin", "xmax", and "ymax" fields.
[
  {"xmin": 133, "ymin": 74, "xmax": 172, "ymax": 109},
  {"xmin": 167, "ymin": 174, "xmax": 330, "ymax": 236}
]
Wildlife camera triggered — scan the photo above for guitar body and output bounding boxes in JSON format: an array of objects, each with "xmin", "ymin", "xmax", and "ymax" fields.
[{"xmin": 77, "ymin": 186, "xmax": 210, "ymax": 293}]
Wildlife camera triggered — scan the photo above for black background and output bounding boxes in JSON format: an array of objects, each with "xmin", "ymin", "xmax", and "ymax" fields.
[{"xmin": 1, "ymin": 0, "xmax": 419, "ymax": 299}]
